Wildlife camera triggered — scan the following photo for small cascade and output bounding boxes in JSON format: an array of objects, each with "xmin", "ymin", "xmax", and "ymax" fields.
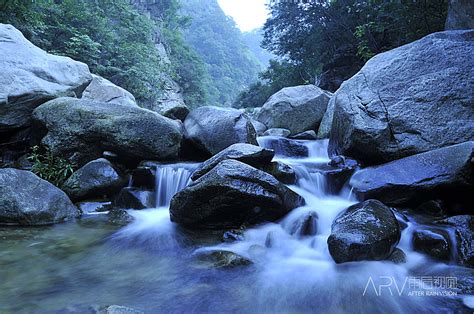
[{"xmin": 154, "ymin": 163, "xmax": 199, "ymax": 207}]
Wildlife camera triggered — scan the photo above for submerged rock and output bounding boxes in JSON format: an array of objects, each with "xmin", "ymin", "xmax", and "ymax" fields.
[
  {"xmin": 349, "ymin": 141, "xmax": 473, "ymax": 206},
  {"xmin": 387, "ymin": 248, "xmax": 407, "ymax": 264},
  {"xmin": 327, "ymin": 200, "xmax": 400, "ymax": 263},
  {"xmin": 257, "ymin": 85, "xmax": 332, "ymax": 135},
  {"xmin": 223, "ymin": 229, "xmax": 245, "ymax": 242},
  {"xmin": 114, "ymin": 188, "xmax": 155, "ymax": 209},
  {"xmin": 437, "ymin": 215, "xmax": 473, "ymax": 268},
  {"xmin": 81, "ymin": 75, "xmax": 137, "ymax": 107},
  {"xmin": 191, "ymin": 143, "xmax": 274, "ymax": 180},
  {"xmin": 329, "ymin": 30, "xmax": 474, "ymax": 164},
  {"xmin": 62, "ymin": 158, "xmax": 126, "ymax": 202},
  {"xmin": 0, "ymin": 24, "xmax": 92, "ymax": 140},
  {"xmin": 263, "ymin": 128, "xmax": 291, "ymax": 138},
  {"xmin": 413, "ymin": 229, "xmax": 451, "ymax": 261},
  {"xmin": 170, "ymin": 160, "xmax": 303, "ymax": 229},
  {"xmin": 107, "ymin": 209, "xmax": 134, "ymax": 226},
  {"xmin": 196, "ymin": 250, "xmax": 252, "ymax": 268},
  {"xmin": 0, "ymin": 168, "xmax": 78, "ymax": 225},
  {"xmin": 184, "ymin": 106, "xmax": 257, "ymax": 156},
  {"xmin": 290, "ymin": 212, "xmax": 318, "ymax": 237},
  {"xmin": 33, "ymin": 97, "xmax": 183, "ymax": 166}
]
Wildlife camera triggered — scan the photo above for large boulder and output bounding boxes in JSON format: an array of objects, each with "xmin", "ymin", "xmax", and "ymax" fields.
[
  {"xmin": 170, "ymin": 160, "xmax": 303, "ymax": 229},
  {"xmin": 257, "ymin": 85, "xmax": 332, "ymax": 135},
  {"xmin": 329, "ymin": 30, "xmax": 474, "ymax": 164},
  {"xmin": 349, "ymin": 141, "xmax": 473, "ymax": 206},
  {"xmin": 327, "ymin": 200, "xmax": 400, "ymax": 263},
  {"xmin": 32, "ymin": 97, "xmax": 183, "ymax": 166},
  {"xmin": 412, "ymin": 229, "xmax": 451, "ymax": 261},
  {"xmin": 62, "ymin": 158, "xmax": 126, "ymax": 202},
  {"xmin": 445, "ymin": 0, "xmax": 474, "ymax": 30},
  {"xmin": 0, "ymin": 168, "xmax": 78, "ymax": 225},
  {"xmin": 184, "ymin": 106, "xmax": 257, "ymax": 156},
  {"xmin": 81, "ymin": 75, "xmax": 137, "ymax": 107},
  {"xmin": 0, "ymin": 24, "xmax": 92, "ymax": 148},
  {"xmin": 191, "ymin": 143, "xmax": 274, "ymax": 180}
]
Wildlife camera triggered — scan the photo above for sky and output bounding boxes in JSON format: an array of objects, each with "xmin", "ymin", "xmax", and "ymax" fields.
[{"xmin": 217, "ymin": 0, "xmax": 269, "ymax": 32}]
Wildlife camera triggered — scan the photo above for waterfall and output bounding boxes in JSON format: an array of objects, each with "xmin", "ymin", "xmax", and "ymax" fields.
[{"xmin": 154, "ymin": 163, "xmax": 199, "ymax": 207}]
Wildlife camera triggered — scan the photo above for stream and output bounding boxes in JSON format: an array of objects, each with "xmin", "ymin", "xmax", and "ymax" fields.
[{"xmin": 0, "ymin": 138, "xmax": 472, "ymax": 313}]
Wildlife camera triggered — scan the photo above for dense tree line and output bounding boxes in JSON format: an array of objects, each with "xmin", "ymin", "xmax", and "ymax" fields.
[
  {"xmin": 179, "ymin": 0, "xmax": 261, "ymax": 106},
  {"xmin": 234, "ymin": 0, "xmax": 448, "ymax": 108}
]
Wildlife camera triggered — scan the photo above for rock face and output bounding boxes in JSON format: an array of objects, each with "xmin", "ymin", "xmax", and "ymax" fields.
[
  {"xmin": 349, "ymin": 142, "xmax": 473, "ymax": 206},
  {"xmin": 329, "ymin": 30, "xmax": 474, "ymax": 164},
  {"xmin": 317, "ymin": 97, "xmax": 335, "ymax": 139},
  {"xmin": 33, "ymin": 97, "xmax": 183, "ymax": 166},
  {"xmin": 445, "ymin": 0, "xmax": 474, "ymax": 30},
  {"xmin": 81, "ymin": 75, "xmax": 137, "ymax": 107},
  {"xmin": 0, "ymin": 24, "xmax": 92, "ymax": 146},
  {"xmin": 191, "ymin": 143, "xmax": 274, "ymax": 180},
  {"xmin": 257, "ymin": 85, "xmax": 332, "ymax": 135},
  {"xmin": 62, "ymin": 158, "xmax": 125, "ymax": 202},
  {"xmin": 154, "ymin": 101, "xmax": 190, "ymax": 121},
  {"xmin": 0, "ymin": 168, "xmax": 78, "ymax": 225},
  {"xmin": 184, "ymin": 106, "xmax": 257, "ymax": 156},
  {"xmin": 412, "ymin": 229, "xmax": 451, "ymax": 261},
  {"xmin": 327, "ymin": 200, "xmax": 400, "ymax": 263},
  {"xmin": 437, "ymin": 215, "xmax": 473, "ymax": 268},
  {"xmin": 170, "ymin": 160, "xmax": 303, "ymax": 229}
]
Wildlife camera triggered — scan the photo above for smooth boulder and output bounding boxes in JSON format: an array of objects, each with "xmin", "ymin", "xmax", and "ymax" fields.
[
  {"xmin": 327, "ymin": 200, "xmax": 400, "ymax": 263},
  {"xmin": 412, "ymin": 229, "xmax": 451, "ymax": 261},
  {"xmin": 0, "ymin": 24, "xmax": 92, "ymax": 133},
  {"xmin": 62, "ymin": 158, "xmax": 126, "ymax": 202},
  {"xmin": 329, "ymin": 30, "xmax": 474, "ymax": 164},
  {"xmin": 349, "ymin": 141, "xmax": 473, "ymax": 206},
  {"xmin": 0, "ymin": 168, "xmax": 78, "ymax": 225},
  {"xmin": 170, "ymin": 160, "xmax": 303, "ymax": 229},
  {"xmin": 81, "ymin": 75, "xmax": 137, "ymax": 107},
  {"xmin": 257, "ymin": 85, "xmax": 332, "ymax": 135},
  {"xmin": 191, "ymin": 143, "xmax": 274, "ymax": 180},
  {"xmin": 184, "ymin": 106, "xmax": 257, "ymax": 156},
  {"xmin": 33, "ymin": 97, "xmax": 183, "ymax": 166}
]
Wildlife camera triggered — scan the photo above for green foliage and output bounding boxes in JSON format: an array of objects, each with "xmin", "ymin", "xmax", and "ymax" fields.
[
  {"xmin": 179, "ymin": 0, "xmax": 261, "ymax": 106},
  {"xmin": 0, "ymin": 0, "xmax": 173, "ymax": 106},
  {"xmin": 28, "ymin": 146, "xmax": 74, "ymax": 187},
  {"xmin": 236, "ymin": 0, "xmax": 448, "ymax": 105}
]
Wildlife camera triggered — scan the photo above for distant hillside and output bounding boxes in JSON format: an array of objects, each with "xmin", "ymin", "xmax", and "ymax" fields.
[{"xmin": 242, "ymin": 28, "xmax": 275, "ymax": 69}]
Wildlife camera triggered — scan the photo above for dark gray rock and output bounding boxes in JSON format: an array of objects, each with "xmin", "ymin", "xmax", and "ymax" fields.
[
  {"xmin": 191, "ymin": 143, "xmax": 274, "ymax": 180},
  {"xmin": 62, "ymin": 158, "xmax": 126, "ymax": 202},
  {"xmin": 33, "ymin": 97, "xmax": 183, "ymax": 166},
  {"xmin": 445, "ymin": 0, "xmax": 474, "ymax": 30},
  {"xmin": 257, "ymin": 137, "xmax": 309, "ymax": 158},
  {"xmin": 263, "ymin": 128, "xmax": 291, "ymax": 138},
  {"xmin": 81, "ymin": 75, "xmax": 137, "ymax": 107},
  {"xmin": 0, "ymin": 24, "xmax": 92, "ymax": 136},
  {"xmin": 184, "ymin": 106, "xmax": 257, "ymax": 156},
  {"xmin": 349, "ymin": 142, "xmax": 473, "ymax": 206},
  {"xmin": 156, "ymin": 102, "xmax": 190, "ymax": 121},
  {"xmin": 114, "ymin": 188, "xmax": 155, "ymax": 209},
  {"xmin": 327, "ymin": 200, "xmax": 400, "ymax": 263},
  {"xmin": 196, "ymin": 250, "xmax": 252, "ymax": 268},
  {"xmin": 261, "ymin": 161, "xmax": 296, "ymax": 184},
  {"xmin": 329, "ymin": 30, "xmax": 474, "ymax": 164},
  {"xmin": 413, "ymin": 229, "xmax": 451, "ymax": 261},
  {"xmin": 0, "ymin": 168, "xmax": 78, "ymax": 225},
  {"xmin": 130, "ymin": 167, "xmax": 155, "ymax": 189},
  {"xmin": 387, "ymin": 248, "xmax": 407, "ymax": 264},
  {"xmin": 107, "ymin": 209, "xmax": 134, "ymax": 226},
  {"xmin": 290, "ymin": 212, "xmax": 318, "ymax": 237},
  {"xmin": 170, "ymin": 160, "xmax": 303, "ymax": 229},
  {"xmin": 257, "ymin": 85, "xmax": 332, "ymax": 135},
  {"xmin": 437, "ymin": 215, "xmax": 473, "ymax": 268},
  {"xmin": 289, "ymin": 130, "xmax": 318, "ymax": 140}
]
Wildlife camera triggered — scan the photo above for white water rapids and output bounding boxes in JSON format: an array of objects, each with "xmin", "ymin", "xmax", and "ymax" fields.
[{"xmin": 114, "ymin": 137, "xmax": 473, "ymax": 312}]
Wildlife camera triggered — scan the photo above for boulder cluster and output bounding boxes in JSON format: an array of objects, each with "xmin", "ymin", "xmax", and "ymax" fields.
[{"xmin": 0, "ymin": 23, "xmax": 472, "ymax": 268}]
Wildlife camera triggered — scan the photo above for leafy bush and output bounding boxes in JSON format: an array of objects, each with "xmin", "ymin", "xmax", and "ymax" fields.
[{"xmin": 28, "ymin": 146, "xmax": 74, "ymax": 187}]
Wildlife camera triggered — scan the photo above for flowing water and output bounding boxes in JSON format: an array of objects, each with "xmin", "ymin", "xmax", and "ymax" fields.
[{"xmin": 0, "ymin": 138, "xmax": 472, "ymax": 313}]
